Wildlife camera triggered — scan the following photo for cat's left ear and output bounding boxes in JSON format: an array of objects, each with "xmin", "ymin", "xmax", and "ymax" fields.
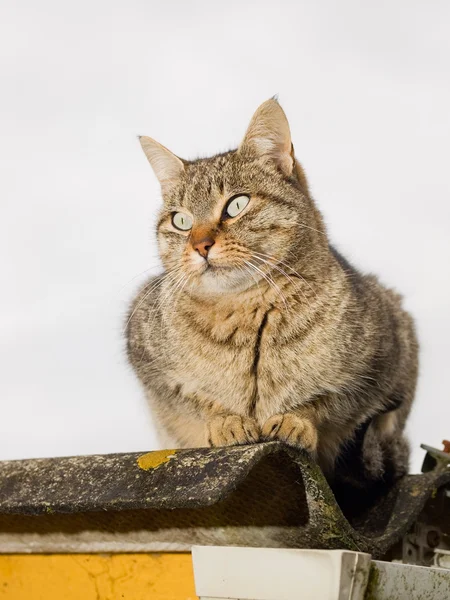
[
  {"xmin": 139, "ymin": 136, "xmax": 185, "ymax": 193},
  {"xmin": 239, "ymin": 98, "xmax": 294, "ymax": 176}
]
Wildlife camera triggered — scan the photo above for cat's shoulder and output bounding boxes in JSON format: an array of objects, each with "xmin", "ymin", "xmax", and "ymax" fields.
[
  {"xmin": 330, "ymin": 245, "xmax": 408, "ymax": 315},
  {"xmin": 329, "ymin": 244, "xmax": 365, "ymax": 292}
]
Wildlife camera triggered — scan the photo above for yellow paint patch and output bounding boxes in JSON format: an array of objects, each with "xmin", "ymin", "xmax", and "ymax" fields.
[
  {"xmin": 0, "ymin": 553, "xmax": 198, "ymax": 600},
  {"xmin": 137, "ymin": 449, "xmax": 177, "ymax": 470}
]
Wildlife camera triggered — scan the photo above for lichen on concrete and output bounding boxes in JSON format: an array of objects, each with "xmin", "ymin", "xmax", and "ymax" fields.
[{"xmin": 0, "ymin": 442, "xmax": 449, "ymax": 556}]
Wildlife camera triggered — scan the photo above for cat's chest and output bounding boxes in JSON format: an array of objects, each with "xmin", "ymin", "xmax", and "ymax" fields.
[
  {"xmin": 166, "ymin": 302, "xmax": 321, "ymax": 419},
  {"xmin": 167, "ymin": 305, "xmax": 263, "ymax": 411}
]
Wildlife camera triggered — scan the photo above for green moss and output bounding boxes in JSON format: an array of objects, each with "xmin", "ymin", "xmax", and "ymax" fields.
[{"xmin": 364, "ymin": 564, "xmax": 380, "ymax": 600}]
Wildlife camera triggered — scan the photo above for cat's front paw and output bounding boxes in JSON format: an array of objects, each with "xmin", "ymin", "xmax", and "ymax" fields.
[
  {"xmin": 206, "ymin": 415, "xmax": 260, "ymax": 447},
  {"xmin": 262, "ymin": 413, "xmax": 318, "ymax": 453}
]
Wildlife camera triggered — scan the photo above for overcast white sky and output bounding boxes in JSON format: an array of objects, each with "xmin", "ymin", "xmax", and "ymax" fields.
[{"xmin": 1, "ymin": 0, "xmax": 449, "ymax": 471}]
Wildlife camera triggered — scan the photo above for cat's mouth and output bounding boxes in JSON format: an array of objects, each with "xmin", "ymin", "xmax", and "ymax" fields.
[
  {"xmin": 192, "ymin": 259, "xmax": 256, "ymax": 292},
  {"xmin": 202, "ymin": 263, "xmax": 233, "ymax": 273}
]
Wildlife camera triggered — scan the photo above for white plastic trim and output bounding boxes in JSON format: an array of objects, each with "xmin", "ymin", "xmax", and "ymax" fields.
[{"xmin": 192, "ymin": 546, "xmax": 371, "ymax": 600}]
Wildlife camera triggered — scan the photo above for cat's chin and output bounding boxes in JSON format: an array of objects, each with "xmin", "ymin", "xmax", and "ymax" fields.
[{"xmin": 195, "ymin": 265, "xmax": 254, "ymax": 295}]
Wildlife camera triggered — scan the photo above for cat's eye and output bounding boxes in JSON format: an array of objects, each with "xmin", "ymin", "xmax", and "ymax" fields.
[
  {"xmin": 223, "ymin": 195, "xmax": 250, "ymax": 219},
  {"xmin": 172, "ymin": 212, "xmax": 193, "ymax": 231}
]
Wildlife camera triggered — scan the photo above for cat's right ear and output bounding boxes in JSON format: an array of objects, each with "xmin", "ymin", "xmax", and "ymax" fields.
[{"xmin": 139, "ymin": 136, "xmax": 185, "ymax": 193}]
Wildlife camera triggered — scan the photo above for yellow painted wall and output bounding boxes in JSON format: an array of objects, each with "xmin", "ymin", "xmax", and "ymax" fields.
[{"xmin": 0, "ymin": 553, "xmax": 198, "ymax": 600}]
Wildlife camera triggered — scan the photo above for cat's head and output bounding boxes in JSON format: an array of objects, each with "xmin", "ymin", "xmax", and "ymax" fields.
[{"xmin": 139, "ymin": 99, "xmax": 327, "ymax": 295}]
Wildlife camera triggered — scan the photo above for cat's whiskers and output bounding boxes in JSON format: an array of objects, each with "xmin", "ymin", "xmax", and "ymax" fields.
[
  {"xmin": 240, "ymin": 264, "xmax": 272, "ymax": 311},
  {"xmin": 251, "ymin": 252, "xmax": 318, "ymax": 309},
  {"xmin": 278, "ymin": 246, "xmax": 355, "ymax": 287},
  {"xmin": 214, "ymin": 246, "xmax": 282, "ymax": 301},
  {"xmin": 169, "ymin": 272, "xmax": 194, "ymax": 324},
  {"xmin": 146, "ymin": 269, "xmax": 187, "ymax": 322},
  {"xmin": 122, "ymin": 272, "xmax": 173, "ymax": 333},
  {"xmin": 298, "ymin": 222, "xmax": 328, "ymax": 238},
  {"xmin": 251, "ymin": 254, "xmax": 312, "ymax": 311},
  {"xmin": 253, "ymin": 250, "xmax": 317, "ymax": 296},
  {"xmin": 168, "ymin": 271, "xmax": 192, "ymax": 311},
  {"xmin": 243, "ymin": 260, "xmax": 288, "ymax": 311},
  {"xmin": 240, "ymin": 264, "xmax": 261, "ymax": 293},
  {"xmin": 127, "ymin": 267, "xmax": 185, "ymax": 333},
  {"xmin": 117, "ymin": 264, "xmax": 162, "ymax": 296},
  {"xmin": 143, "ymin": 269, "xmax": 192, "ymax": 355}
]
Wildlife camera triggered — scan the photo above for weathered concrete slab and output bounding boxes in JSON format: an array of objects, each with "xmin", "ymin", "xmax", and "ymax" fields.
[
  {"xmin": 365, "ymin": 560, "xmax": 450, "ymax": 599},
  {"xmin": 0, "ymin": 443, "xmax": 448, "ymax": 556}
]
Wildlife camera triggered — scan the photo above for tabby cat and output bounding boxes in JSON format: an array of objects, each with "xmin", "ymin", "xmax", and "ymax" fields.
[{"xmin": 127, "ymin": 99, "xmax": 418, "ymax": 503}]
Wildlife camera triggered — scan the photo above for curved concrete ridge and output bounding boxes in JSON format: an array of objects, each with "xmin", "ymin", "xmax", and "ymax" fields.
[{"xmin": 0, "ymin": 442, "xmax": 448, "ymax": 558}]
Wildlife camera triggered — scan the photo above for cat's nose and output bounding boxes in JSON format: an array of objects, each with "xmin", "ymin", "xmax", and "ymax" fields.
[{"xmin": 193, "ymin": 237, "xmax": 215, "ymax": 258}]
